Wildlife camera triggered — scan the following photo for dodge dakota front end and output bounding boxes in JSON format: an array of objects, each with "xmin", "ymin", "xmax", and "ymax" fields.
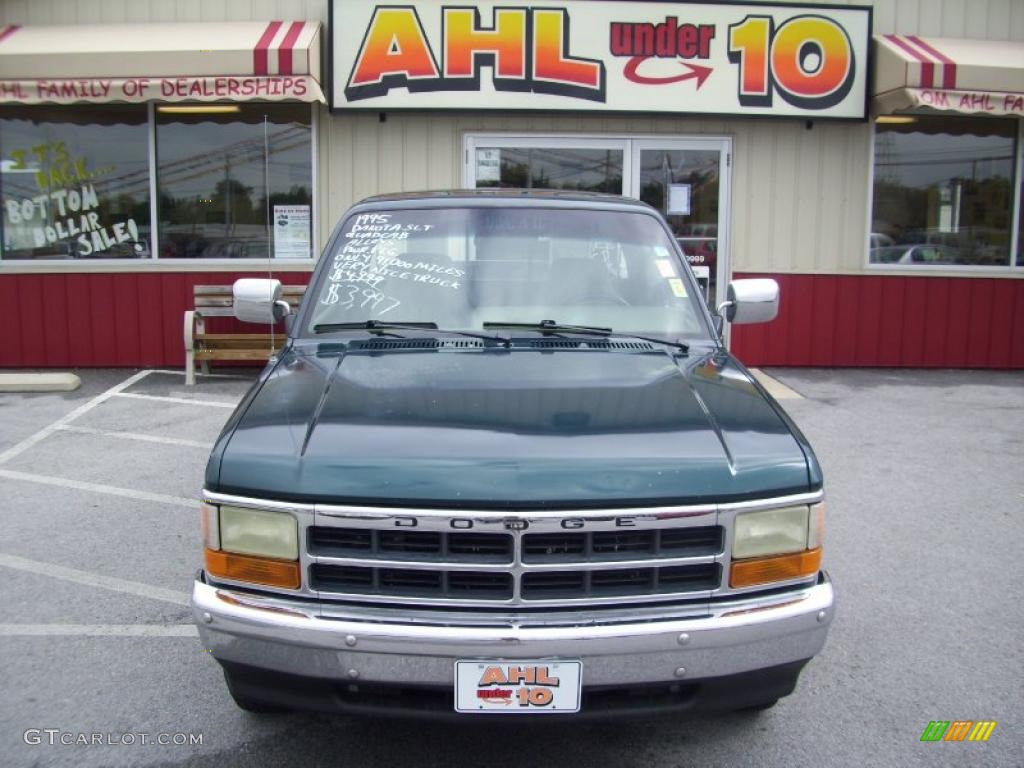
[{"xmin": 192, "ymin": 190, "xmax": 833, "ymax": 717}]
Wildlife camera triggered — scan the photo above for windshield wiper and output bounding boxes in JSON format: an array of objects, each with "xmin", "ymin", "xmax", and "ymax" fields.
[
  {"xmin": 313, "ymin": 320, "xmax": 510, "ymax": 347},
  {"xmin": 482, "ymin": 319, "xmax": 688, "ymax": 353}
]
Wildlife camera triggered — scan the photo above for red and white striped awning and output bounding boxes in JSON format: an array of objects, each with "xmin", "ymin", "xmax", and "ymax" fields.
[
  {"xmin": 0, "ymin": 21, "xmax": 324, "ymax": 104},
  {"xmin": 874, "ymin": 35, "xmax": 1024, "ymax": 117}
]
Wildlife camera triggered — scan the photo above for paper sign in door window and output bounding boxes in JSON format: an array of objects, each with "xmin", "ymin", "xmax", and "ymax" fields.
[
  {"xmin": 477, "ymin": 149, "xmax": 501, "ymax": 182},
  {"xmin": 273, "ymin": 205, "xmax": 311, "ymax": 259},
  {"xmin": 668, "ymin": 184, "xmax": 691, "ymax": 215}
]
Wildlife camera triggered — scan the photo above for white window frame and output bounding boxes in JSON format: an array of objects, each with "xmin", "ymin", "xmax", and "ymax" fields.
[
  {"xmin": 463, "ymin": 135, "xmax": 632, "ymax": 192},
  {"xmin": 627, "ymin": 136, "xmax": 732, "ymax": 312},
  {"xmin": 865, "ymin": 114, "xmax": 1024, "ymax": 273},
  {"xmin": 0, "ymin": 102, "xmax": 319, "ymax": 272}
]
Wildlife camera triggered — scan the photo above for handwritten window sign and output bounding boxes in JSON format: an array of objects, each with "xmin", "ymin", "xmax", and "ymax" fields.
[
  {"xmin": 322, "ymin": 213, "xmax": 461, "ymax": 296},
  {"xmin": 5, "ymin": 182, "xmax": 141, "ymax": 255},
  {"xmin": 310, "ymin": 211, "xmax": 470, "ymax": 327},
  {"xmin": 0, "ymin": 106, "xmax": 150, "ymax": 260}
]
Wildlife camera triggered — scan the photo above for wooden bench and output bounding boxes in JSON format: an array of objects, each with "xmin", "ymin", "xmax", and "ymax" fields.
[{"xmin": 184, "ymin": 284, "xmax": 306, "ymax": 386}]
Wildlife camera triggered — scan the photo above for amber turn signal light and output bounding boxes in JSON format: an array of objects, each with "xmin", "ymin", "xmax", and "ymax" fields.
[
  {"xmin": 205, "ymin": 548, "xmax": 300, "ymax": 589},
  {"xmin": 730, "ymin": 548, "xmax": 822, "ymax": 588}
]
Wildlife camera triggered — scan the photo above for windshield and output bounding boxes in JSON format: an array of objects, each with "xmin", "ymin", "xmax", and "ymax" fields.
[{"xmin": 305, "ymin": 206, "xmax": 710, "ymax": 338}]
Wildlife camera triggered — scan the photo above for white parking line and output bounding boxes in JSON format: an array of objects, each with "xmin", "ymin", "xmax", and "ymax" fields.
[
  {"xmin": 114, "ymin": 392, "xmax": 237, "ymax": 409},
  {"xmin": 0, "ymin": 369, "xmax": 153, "ymax": 466},
  {"xmin": 0, "ymin": 624, "xmax": 198, "ymax": 637},
  {"xmin": 0, "ymin": 469, "xmax": 195, "ymax": 509},
  {"xmin": 0, "ymin": 553, "xmax": 190, "ymax": 606},
  {"xmin": 56, "ymin": 424, "xmax": 212, "ymax": 450}
]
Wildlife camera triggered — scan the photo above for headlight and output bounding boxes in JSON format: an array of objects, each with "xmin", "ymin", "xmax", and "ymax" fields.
[
  {"xmin": 203, "ymin": 504, "xmax": 300, "ymax": 589},
  {"xmin": 729, "ymin": 503, "xmax": 825, "ymax": 589},
  {"xmin": 733, "ymin": 506, "xmax": 809, "ymax": 558},
  {"xmin": 219, "ymin": 505, "xmax": 298, "ymax": 560}
]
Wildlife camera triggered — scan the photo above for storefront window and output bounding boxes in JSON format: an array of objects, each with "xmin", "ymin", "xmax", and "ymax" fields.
[
  {"xmin": 475, "ymin": 146, "xmax": 623, "ymax": 193},
  {"xmin": 0, "ymin": 105, "xmax": 150, "ymax": 260},
  {"xmin": 870, "ymin": 115, "xmax": 1018, "ymax": 267},
  {"xmin": 0, "ymin": 102, "xmax": 314, "ymax": 262},
  {"xmin": 156, "ymin": 103, "xmax": 312, "ymax": 259}
]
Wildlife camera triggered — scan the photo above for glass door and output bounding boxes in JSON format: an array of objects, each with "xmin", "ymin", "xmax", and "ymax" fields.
[
  {"xmin": 464, "ymin": 134, "xmax": 730, "ymax": 309},
  {"xmin": 628, "ymin": 139, "xmax": 730, "ymax": 308}
]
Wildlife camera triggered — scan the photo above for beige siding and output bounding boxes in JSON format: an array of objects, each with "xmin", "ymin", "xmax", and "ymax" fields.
[{"xmin": 316, "ymin": 110, "xmax": 874, "ymax": 274}]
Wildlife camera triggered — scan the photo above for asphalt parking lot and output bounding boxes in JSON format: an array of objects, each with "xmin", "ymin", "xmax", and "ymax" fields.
[{"xmin": 0, "ymin": 366, "xmax": 1021, "ymax": 768}]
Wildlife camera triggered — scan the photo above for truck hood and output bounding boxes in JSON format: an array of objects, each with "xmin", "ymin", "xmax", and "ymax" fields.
[{"xmin": 209, "ymin": 343, "xmax": 816, "ymax": 507}]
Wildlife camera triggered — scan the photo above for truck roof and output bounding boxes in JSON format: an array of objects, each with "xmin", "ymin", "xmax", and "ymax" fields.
[{"xmin": 352, "ymin": 188, "xmax": 655, "ymax": 212}]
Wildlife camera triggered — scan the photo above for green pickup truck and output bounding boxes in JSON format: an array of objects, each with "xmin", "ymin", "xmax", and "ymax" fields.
[{"xmin": 192, "ymin": 190, "xmax": 832, "ymax": 717}]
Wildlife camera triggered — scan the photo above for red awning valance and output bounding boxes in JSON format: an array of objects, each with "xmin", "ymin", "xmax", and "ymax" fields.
[{"xmin": 0, "ymin": 21, "xmax": 324, "ymax": 104}]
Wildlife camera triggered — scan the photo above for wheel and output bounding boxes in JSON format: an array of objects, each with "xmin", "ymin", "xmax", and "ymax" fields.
[
  {"xmin": 223, "ymin": 669, "xmax": 290, "ymax": 714},
  {"xmin": 737, "ymin": 698, "xmax": 778, "ymax": 712}
]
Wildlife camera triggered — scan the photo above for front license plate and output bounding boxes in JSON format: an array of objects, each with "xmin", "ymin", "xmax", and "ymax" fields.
[{"xmin": 455, "ymin": 660, "xmax": 582, "ymax": 714}]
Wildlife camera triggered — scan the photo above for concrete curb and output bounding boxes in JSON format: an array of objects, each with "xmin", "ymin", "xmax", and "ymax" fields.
[
  {"xmin": 749, "ymin": 368, "xmax": 803, "ymax": 400},
  {"xmin": 0, "ymin": 372, "xmax": 81, "ymax": 393}
]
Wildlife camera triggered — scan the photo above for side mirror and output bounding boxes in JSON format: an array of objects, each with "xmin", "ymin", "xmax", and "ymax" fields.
[
  {"xmin": 233, "ymin": 278, "xmax": 290, "ymax": 324},
  {"xmin": 717, "ymin": 279, "xmax": 780, "ymax": 325}
]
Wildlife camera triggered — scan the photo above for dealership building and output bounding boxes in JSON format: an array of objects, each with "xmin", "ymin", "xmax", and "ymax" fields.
[{"xmin": 0, "ymin": 0, "xmax": 1021, "ymax": 369}]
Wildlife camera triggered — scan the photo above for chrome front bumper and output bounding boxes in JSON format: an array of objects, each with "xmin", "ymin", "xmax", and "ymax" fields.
[{"xmin": 192, "ymin": 571, "xmax": 834, "ymax": 690}]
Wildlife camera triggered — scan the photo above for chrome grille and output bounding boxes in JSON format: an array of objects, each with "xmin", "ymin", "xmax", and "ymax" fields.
[
  {"xmin": 308, "ymin": 527, "xmax": 512, "ymax": 563},
  {"xmin": 520, "ymin": 564, "xmax": 720, "ymax": 598},
  {"xmin": 307, "ymin": 511, "xmax": 725, "ymax": 608},
  {"xmin": 310, "ymin": 564, "xmax": 514, "ymax": 599},
  {"xmin": 522, "ymin": 527, "xmax": 722, "ymax": 562}
]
